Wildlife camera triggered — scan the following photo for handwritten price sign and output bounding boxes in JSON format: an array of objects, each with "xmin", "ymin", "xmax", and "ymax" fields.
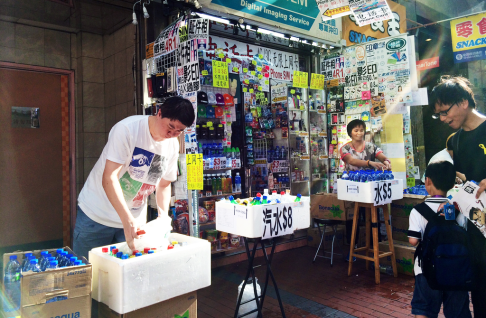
[
  {"xmin": 373, "ymin": 181, "xmax": 393, "ymax": 206},
  {"xmin": 186, "ymin": 154, "xmax": 203, "ymax": 190},
  {"xmin": 292, "ymin": 71, "xmax": 308, "ymax": 88},
  {"xmin": 310, "ymin": 73, "xmax": 325, "ymax": 90}
]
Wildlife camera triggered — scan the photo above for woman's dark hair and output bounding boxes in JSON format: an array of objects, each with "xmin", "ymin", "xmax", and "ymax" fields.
[
  {"xmin": 429, "ymin": 76, "xmax": 476, "ymax": 111},
  {"xmin": 425, "ymin": 161, "xmax": 455, "ymax": 192},
  {"xmin": 158, "ymin": 96, "xmax": 195, "ymax": 127},
  {"xmin": 347, "ymin": 119, "xmax": 366, "ymax": 137}
]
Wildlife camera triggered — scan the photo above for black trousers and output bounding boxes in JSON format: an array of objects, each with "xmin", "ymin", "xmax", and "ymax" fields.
[{"xmin": 471, "ymin": 287, "xmax": 486, "ymax": 317}]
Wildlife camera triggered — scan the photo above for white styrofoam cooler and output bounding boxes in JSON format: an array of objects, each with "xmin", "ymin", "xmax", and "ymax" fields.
[
  {"xmin": 89, "ymin": 233, "xmax": 210, "ymax": 314},
  {"xmin": 337, "ymin": 179, "xmax": 403, "ymax": 203},
  {"xmin": 215, "ymin": 195, "xmax": 310, "ymax": 238}
]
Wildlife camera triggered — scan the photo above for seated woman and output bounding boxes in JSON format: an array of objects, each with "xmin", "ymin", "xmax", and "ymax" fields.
[{"xmin": 340, "ymin": 119, "xmax": 392, "ymax": 261}]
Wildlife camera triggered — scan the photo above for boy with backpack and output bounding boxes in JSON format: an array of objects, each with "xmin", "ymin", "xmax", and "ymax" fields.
[{"xmin": 407, "ymin": 161, "xmax": 472, "ymax": 318}]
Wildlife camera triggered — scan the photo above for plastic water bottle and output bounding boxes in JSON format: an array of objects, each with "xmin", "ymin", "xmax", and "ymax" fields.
[
  {"xmin": 342, "ymin": 171, "xmax": 349, "ymax": 180},
  {"xmin": 46, "ymin": 260, "xmax": 58, "ymax": 270},
  {"xmin": 281, "ymin": 146, "xmax": 287, "ymax": 160},
  {"xmin": 74, "ymin": 260, "xmax": 85, "ymax": 266},
  {"xmin": 39, "ymin": 251, "xmax": 49, "ymax": 271},
  {"xmin": 22, "ymin": 255, "xmax": 36, "ymax": 272},
  {"xmin": 3, "ymin": 255, "xmax": 21, "ymax": 312},
  {"xmin": 28, "ymin": 259, "xmax": 41, "ymax": 273},
  {"xmin": 389, "ymin": 170, "xmax": 394, "ymax": 180},
  {"xmin": 218, "ymin": 143, "xmax": 223, "ymax": 156},
  {"xmin": 21, "ymin": 252, "xmax": 33, "ymax": 269},
  {"xmin": 69, "ymin": 257, "xmax": 78, "ymax": 266},
  {"xmin": 55, "ymin": 249, "xmax": 64, "ymax": 262},
  {"xmin": 237, "ymin": 278, "xmax": 261, "ymax": 318},
  {"xmin": 235, "ymin": 173, "xmax": 241, "ymax": 193},
  {"xmin": 294, "ymin": 194, "xmax": 302, "ymax": 202}
]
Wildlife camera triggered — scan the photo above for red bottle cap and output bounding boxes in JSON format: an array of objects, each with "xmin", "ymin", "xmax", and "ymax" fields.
[
  {"xmin": 144, "ymin": 248, "xmax": 151, "ymax": 254},
  {"xmin": 112, "ymin": 249, "xmax": 118, "ymax": 255},
  {"xmin": 256, "ymin": 193, "xmax": 262, "ymax": 197},
  {"xmin": 136, "ymin": 230, "xmax": 146, "ymax": 235},
  {"xmin": 102, "ymin": 247, "xmax": 108, "ymax": 253},
  {"xmin": 281, "ymin": 191, "xmax": 285, "ymax": 195},
  {"xmin": 167, "ymin": 245, "xmax": 174, "ymax": 250},
  {"xmin": 151, "ymin": 248, "xmax": 157, "ymax": 250},
  {"xmin": 132, "ymin": 250, "xmax": 139, "ymax": 255}
]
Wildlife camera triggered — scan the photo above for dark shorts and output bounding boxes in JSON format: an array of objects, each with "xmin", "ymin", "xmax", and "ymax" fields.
[
  {"xmin": 411, "ymin": 274, "xmax": 471, "ymax": 318},
  {"xmin": 72, "ymin": 206, "xmax": 125, "ymax": 260}
]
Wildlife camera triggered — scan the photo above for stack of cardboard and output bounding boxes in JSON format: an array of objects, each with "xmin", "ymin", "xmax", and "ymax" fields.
[
  {"xmin": 310, "ymin": 193, "xmax": 348, "ymax": 221},
  {"xmin": 379, "ymin": 240, "xmax": 416, "ymax": 276}
]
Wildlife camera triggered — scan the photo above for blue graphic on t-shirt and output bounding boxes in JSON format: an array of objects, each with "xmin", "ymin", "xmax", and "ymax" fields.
[{"xmin": 131, "ymin": 148, "xmax": 154, "ymax": 167}]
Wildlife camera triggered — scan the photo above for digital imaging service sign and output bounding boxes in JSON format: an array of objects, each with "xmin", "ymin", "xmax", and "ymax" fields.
[{"xmin": 451, "ymin": 12, "xmax": 486, "ymax": 63}]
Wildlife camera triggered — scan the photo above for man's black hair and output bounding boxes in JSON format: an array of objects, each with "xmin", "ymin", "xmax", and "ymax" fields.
[
  {"xmin": 347, "ymin": 119, "xmax": 366, "ymax": 137},
  {"xmin": 425, "ymin": 161, "xmax": 455, "ymax": 192},
  {"xmin": 158, "ymin": 96, "xmax": 195, "ymax": 128},
  {"xmin": 429, "ymin": 76, "xmax": 476, "ymax": 111}
]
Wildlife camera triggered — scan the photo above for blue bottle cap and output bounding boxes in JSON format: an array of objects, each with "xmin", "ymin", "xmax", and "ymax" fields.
[
  {"xmin": 297, "ymin": 194, "xmax": 302, "ymax": 198},
  {"xmin": 50, "ymin": 261, "xmax": 58, "ymax": 267},
  {"xmin": 74, "ymin": 260, "xmax": 83, "ymax": 265},
  {"xmin": 121, "ymin": 254, "xmax": 129, "ymax": 259},
  {"xmin": 41, "ymin": 251, "xmax": 48, "ymax": 256},
  {"xmin": 9, "ymin": 255, "xmax": 17, "ymax": 260},
  {"xmin": 263, "ymin": 196, "xmax": 267, "ymax": 200},
  {"xmin": 135, "ymin": 252, "xmax": 142, "ymax": 257},
  {"xmin": 110, "ymin": 246, "xmax": 116, "ymax": 251},
  {"xmin": 48, "ymin": 257, "xmax": 56, "ymax": 261},
  {"xmin": 228, "ymin": 195, "xmax": 234, "ymax": 200},
  {"xmin": 30, "ymin": 259, "xmax": 38, "ymax": 264},
  {"xmin": 116, "ymin": 252, "xmax": 123, "ymax": 258},
  {"xmin": 56, "ymin": 249, "xmax": 63, "ymax": 253},
  {"xmin": 70, "ymin": 257, "xmax": 77, "ymax": 262},
  {"xmin": 148, "ymin": 250, "xmax": 154, "ymax": 254},
  {"xmin": 25, "ymin": 252, "xmax": 32, "ymax": 257},
  {"xmin": 66, "ymin": 254, "xmax": 73, "ymax": 259}
]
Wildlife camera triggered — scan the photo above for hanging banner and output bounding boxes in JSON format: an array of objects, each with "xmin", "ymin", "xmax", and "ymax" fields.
[
  {"xmin": 199, "ymin": 0, "xmax": 342, "ymax": 43},
  {"xmin": 348, "ymin": 0, "xmax": 393, "ymax": 27},
  {"xmin": 201, "ymin": 36, "xmax": 299, "ymax": 81},
  {"xmin": 342, "ymin": 0, "xmax": 406, "ymax": 46},
  {"xmin": 317, "ymin": 0, "xmax": 351, "ymax": 20},
  {"xmin": 153, "ymin": 17, "xmax": 185, "ymax": 57},
  {"xmin": 177, "ymin": 60, "xmax": 200, "ymax": 94},
  {"xmin": 188, "ymin": 18, "xmax": 209, "ymax": 40},
  {"xmin": 450, "ymin": 12, "xmax": 486, "ymax": 63}
]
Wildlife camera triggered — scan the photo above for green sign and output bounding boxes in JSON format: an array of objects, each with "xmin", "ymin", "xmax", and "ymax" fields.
[{"xmin": 211, "ymin": 0, "xmax": 319, "ymax": 31}]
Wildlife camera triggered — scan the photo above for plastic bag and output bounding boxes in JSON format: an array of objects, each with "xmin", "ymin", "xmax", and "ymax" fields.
[{"xmin": 118, "ymin": 213, "xmax": 172, "ymax": 254}]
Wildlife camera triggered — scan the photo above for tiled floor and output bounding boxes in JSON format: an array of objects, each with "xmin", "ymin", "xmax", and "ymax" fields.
[{"xmin": 198, "ymin": 246, "xmax": 474, "ymax": 317}]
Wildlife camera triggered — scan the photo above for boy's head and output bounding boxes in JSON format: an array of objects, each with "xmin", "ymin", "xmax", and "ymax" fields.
[
  {"xmin": 424, "ymin": 161, "xmax": 456, "ymax": 194},
  {"xmin": 347, "ymin": 119, "xmax": 366, "ymax": 139},
  {"xmin": 429, "ymin": 76, "xmax": 476, "ymax": 129}
]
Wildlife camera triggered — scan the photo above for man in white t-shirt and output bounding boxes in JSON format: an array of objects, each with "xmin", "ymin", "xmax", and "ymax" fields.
[
  {"xmin": 74, "ymin": 96, "xmax": 195, "ymax": 259},
  {"xmin": 408, "ymin": 161, "xmax": 471, "ymax": 318}
]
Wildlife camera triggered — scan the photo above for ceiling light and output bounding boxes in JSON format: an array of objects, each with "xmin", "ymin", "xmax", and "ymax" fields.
[
  {"xmin": 238, "ymin": 17, "xmax": 244, "ymax": 24},
  {"xmin": 290, "ymin": 36, "xmax": 299, "ymax": 41},
  {"xmin": 197, "ymin": 12, "xmax": 230, "ymax": 24},
  {"xmin": 132, "ymin": 12, "xmax": 138, "ymax": 25},
  {"xmin": 142, "ymin": 4, "xmax": 149, "ymax": 19},
  {"xmin": 329, "ymin": 46, "xmax": 334, "ymax": 49},
  {"xmin": 256, "ymin": 28, "xmax": 285, "ymax": 38},
  {"xmin": 425, "ymin": 38, "xmax": 432, "ymax": 41}
]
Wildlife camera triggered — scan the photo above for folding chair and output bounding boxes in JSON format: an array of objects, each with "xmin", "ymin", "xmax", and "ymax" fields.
[{"xmin": 312, "ymin": 219, "xmax": 343, "ymax": 266}]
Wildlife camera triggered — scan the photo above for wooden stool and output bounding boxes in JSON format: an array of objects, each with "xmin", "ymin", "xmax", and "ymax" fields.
[{"xmin": 347, "ymin": 202, "xmax": 397, "ymax": 284}]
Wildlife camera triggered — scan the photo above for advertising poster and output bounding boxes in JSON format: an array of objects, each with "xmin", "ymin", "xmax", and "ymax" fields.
[
  {"xmin": 316, "ymin": 0, "xmax": 351, "ymax": 20},
  {"xmin": 450, "ymin": 12, "xmax": 486, "ymax": 63},
  {"xmin": 349, "ymin": 0, "xmax": 393, "ymax": 27}
]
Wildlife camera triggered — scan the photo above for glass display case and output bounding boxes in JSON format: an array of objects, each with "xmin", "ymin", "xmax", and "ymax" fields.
[{"xmin": 309, "ymin": 88, "xmax": 329, "ymax": 194}]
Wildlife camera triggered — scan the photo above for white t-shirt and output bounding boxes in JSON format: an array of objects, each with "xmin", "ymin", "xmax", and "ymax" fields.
[
  {"xmin": 407, "ymin": 197, "xmax": 449, "ymax": 275},
  {"xmin": 78, "ymin": 116, "xmax": 179, "ymax": 228}
]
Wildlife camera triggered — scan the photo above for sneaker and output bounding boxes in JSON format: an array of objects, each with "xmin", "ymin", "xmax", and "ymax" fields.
[{"xmin": 346, "ymin": 253, "xmax": 356, "ymax": 262}]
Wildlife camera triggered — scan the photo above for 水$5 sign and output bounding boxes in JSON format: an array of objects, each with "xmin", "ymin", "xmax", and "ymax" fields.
[{"xmin": 373, "ymin": 181, "xmax": 392, "ymax": 206}]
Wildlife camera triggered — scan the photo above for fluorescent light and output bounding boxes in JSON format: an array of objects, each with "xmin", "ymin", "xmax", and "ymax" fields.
[
  {"xmin": 312, "ymin": 42, "xmax": 321, "ymax": 47},
  {"xmin": 329, "ymin": 46, "xmax": 334, "ymax": 49},
  {"xmin": 425, "ymin": 38, "xmax": 432, "ymax": 41},
  {"xmin": 197, "ymin": 12, "xmax": 230, "ymax": 24},
  {"xmin": 256, "ymin": 28, "xmax": 285, "ymax": 38},
  {"xmin": 290, "ymin": 36, "xmax": 299, "ymax": 41}
]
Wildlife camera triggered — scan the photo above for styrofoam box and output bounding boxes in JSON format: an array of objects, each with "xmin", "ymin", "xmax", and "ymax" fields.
[
  {"xmin": 337, "ymin": 179, "xmax": 403, "ymax": 203},
  {"xmin": 89, "ymin": 233, "xmax": 210, "ymax": 314},
  {"xmin": 215, "ymin": 195, "xmax": 310, "ymax": 238}
]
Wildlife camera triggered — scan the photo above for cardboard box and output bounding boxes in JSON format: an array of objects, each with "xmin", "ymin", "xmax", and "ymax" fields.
[
  {"xmin": 307, "ymin": 225, "xmax": 345, "ymax": 248},
  {"xmin": 216, "ymin": 196, "xmax": 310, "ymax": 238},
  {"xmin": 390, "ymin": 194, "xmax": 426, "ymax": 218},
  {"xmin": 391, "ymin": 216, "xmax": 409, "ymax": 242},
  {"xmin": 379, "ymin": 240, "xmax": 416, "ymax": 276},
  {"xmin": 337, "ymin": 179, "xmax": 403, "ymax": 204},
  {"xmin": 97, "ymin": 291, "xmax": 197, "ymax": 318},
  {"xmin": 3, "ymin": 247, "xmax": 92, "ymax": 318},
  {"xmin": 90, "ymin": 233, "xmax": 210, "ymax": 314},
  {"xmin": 311, "ymin": 193, "xmax": 347, "ymax": 221}
]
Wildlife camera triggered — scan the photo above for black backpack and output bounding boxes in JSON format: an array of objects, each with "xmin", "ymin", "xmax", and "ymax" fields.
[{"xmin": 414, "ymin": 202, "xmax": 478, "ymax": 291}]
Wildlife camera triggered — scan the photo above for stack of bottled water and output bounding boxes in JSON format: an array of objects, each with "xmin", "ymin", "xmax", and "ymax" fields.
[
  {"xmin": 341, "ymin": 169, "xmax": 394, "ymax": 182},
  {"xmin": 403, "ymin": 184, "xmax": 428, "ymax": 195}
]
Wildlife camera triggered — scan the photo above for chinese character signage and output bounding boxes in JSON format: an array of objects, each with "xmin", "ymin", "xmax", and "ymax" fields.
[
  {"xmin": 212, "ymin": 60, "xmax": 229, "ymax": 88},
  {"xmin": 292, "ymin": 71, "xmax": 308, "ymax": 88},
  {"xmin": 348, "ymin": 0, "xmax": 393, "ymax": 27},
  {"xmin": 177, "ymin": 61, "xmax": 200, "ymax": 94},
  {"xmin": 199, "ymin": 0, "xmax": 342, "ymax": 43},
  {"xmin": 186, "ymin": 154, "xmax": 203, "ymax": 190},
  {"xmin": 451, "ymin": 12, "xmax": 486, "ymax": 63},
  {"xmin": 342, "ymin": 0, "xmax": 406, "ymax": 46},
  {"xmin": 310, "ymin": 73, "xmax": 325, "ymax": 90}
]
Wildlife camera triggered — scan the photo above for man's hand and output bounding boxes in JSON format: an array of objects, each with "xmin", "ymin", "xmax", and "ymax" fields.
[
  {"xmin": 476, "ymin": 178, "xmax": 486, "ymax": 199},
  {"xmin": 384, "ymin": 161, "xmax": 392, "ymax": 170},
  {"xmin": 122, "ymin": 217, "xmax": 140, "ymax": 251}
]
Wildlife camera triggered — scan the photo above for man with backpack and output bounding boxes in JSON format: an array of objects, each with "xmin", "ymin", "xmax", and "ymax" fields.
[
  {"xmin": 430, "ymin": 76, "xmax": 486, "ymax": 317},
  {"xmin": 408, "ymin": 161, "xmax": 471, "ymax": 318}
]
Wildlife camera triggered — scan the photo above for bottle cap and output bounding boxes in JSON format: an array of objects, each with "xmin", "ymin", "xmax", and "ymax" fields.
[
  {"xmin": 74, "ymin": 260, "xmax": 83, "ymax": 265},
  {"xmin": 116, "ymin": 252, "xmax": 123, "ymax": 258},
  {"xmin": 41, "ymin": 251, "xmax": 48, "ymax": 256},
  {"xmin": 66, "ymin": 254, "xmax": 73, "ymax": 259},
  {"xmin": 297, "ymin": 194, "xmax": 302, "ymax": 198},
  {"xmin": 132, "ymin": 250, "xmax": 139, "ymax": 255},
  {"xmin": 112, "ymin": 249, "xmax": 118, "ymax": 255},
  {"xmin": 256, "ymin": 193, "xmax": 262, "ymax": 197},
  {"xmin": 272, "ymin": 190, "xmax": 277, "ymax": 194},
  {"xmin": 122, "ymin": 254, "xmax": 129, "ymax": 260},
  {"xmin": 167, "ymin": 245, "xmax": 174, "ymax": 250},
  {"xmin": 228, "ymin": 195, "xmax": 234, "ymax": 201},
  {"xmin": 110, "ymin": 246, "xmax": 116, "ymax": 251},
  {"xmin": 281, "ymin": 191, "xmax": 285, "ymax": 195},
  {"xmin": 70, "ymin": 257, "xmax": 77, "ymax": 262},
  {"xmin": 148, "ymin": 250, "xmax": 154, "ymax": 254},
  {"xmin": 57, "ymin": 248, "xmax": 64, "ymax": 254},
  {"xmin": 144, "ymin": 248, "xmax": 151, "ymax": 254},
  {"xmin": 30, "ymin": 259, "xmax": 38, "ymax": 264},
  {"xmin": 135, "ymin": 253, "xmax": 142, "ymax": 257},
  {"xmin": 48, "ymin": 257, "xmax": 56, "ymax": 261},
  {"xmin": 9, "ymin": 255, "xmax": 17, "ymax": 260},
  {"xmin": 50, "ymin": 261, "xmax": 58, "ymax": 267},
  {"xmin": 102, "ymin": 247, "xmax": 109, "ymax": 253},
  {"xmin": 263, "ymin": 196, "xmax": 267, "ymax": 200}
]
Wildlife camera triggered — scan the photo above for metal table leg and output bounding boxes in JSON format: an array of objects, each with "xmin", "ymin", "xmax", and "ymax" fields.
[{"xmin": 259, "ymin": 239, "xmax": 286, "ymax": 317}]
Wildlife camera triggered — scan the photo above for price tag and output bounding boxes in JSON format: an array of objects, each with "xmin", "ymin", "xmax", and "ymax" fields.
[
  {"xmin": 213, "ymin": 157, "xmax": 221, "ymax": 170},
  {"xmin": 244, "ymin": 79, "xmax": 249, "ymax": 84},
  {"xmin": 300, "ymin": 155, "xmax": 310, "ymax": 160},
  {"xmin": 373, "ymin": 181, "xmax": 393, "ymax": 206},
  {"xmin": 251, "ymin": 71, "xmax": 256, "ymax": 75},
  {"xmin": 258, "ymin": 74, "xmax": 263, "ymax": 79},
  {"xmin": 265, "ymin": 80, "xmax": 269, "ymax": 85},
  {"xmin": 262, "ymin": 203, "xmax": 295, "ymax": 239},
  {"xmin": 226, "ymin": 58, "xmax": 231, "ymax": 63},
  {"xmin": 257, "ymin": 66, "xmax": 262, "ymax": 72},
  {"xmin": 186, "ymin": 154, "xmax": 203, "ymax": 190},
  {"xmin": 236, "ymin": 158, "xmax": 241, "ymax": 168},
  {"xmin": 318, "ymin": 110, "xmax": 326, "ymax": 114},
  {"xmin": 407, "ymin": 177, "xmax": 415, "ymax": 188},
  {"xmin": 252, "ymin": 60, "xmax": 257, "ymax": 65},
  {"xmin": 332, "ymin": 129, "xmax": 337, "ymax": 133},
  {"xmin": 258, "ymin": 86, "xmax": 262, "ymax": 91},
  {"xmin": 218, "ymin": 53, "xmax": 224, "ymax": 58},
  {"xmin": 258, "ymin": 54, "xmax": 263, "ymax": 59},
  {"xmin": 243, "ymin": 68, "xmax": 248, "ymax": 73},
  {"xmin": 290, "ymin": 89, "xmax": 296, "ymax": 94},
  {"xmin": 220, "ymin": 157, "xmax": 227, "ymax": 168},
  {"xmin": 233, "ymin": 66, "xmax": 239, "ymax": 72},
  {"xmin": 318, "ymin": 155, "xmax": 328, "ymax": 160},
  {"xmin": 297, "ymin": 95, "xmax": 301, "ymax": 100},
  {"xmin": 346, "ymin": 184, "xmax": 359, "ymax": 194},
  {"xmin": 250, "ymin": 89, "xmax": 254, "ymax": 93},
  {"xmin": 299, "ymin": 132, "xmax": 308, "ymax": 137},
  {"xmin": 331, "ymin": 140, "xmax": 337, "ymax": 144},
  {"xmin": 243, "ymin": 87, "xmax": 248, "ymax": 92},
  {"xmin": 202, "ymin": 70, "xmax": 208, "ymax": 76},
  {"xmin": 318, "ymin": 132, "xmax": 327, "ymax": 137}
]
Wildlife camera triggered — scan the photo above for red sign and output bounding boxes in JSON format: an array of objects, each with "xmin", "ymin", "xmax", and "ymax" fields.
[{"xmin": 416, "ymin": 57, "xmax": 440, "ymax": 71}]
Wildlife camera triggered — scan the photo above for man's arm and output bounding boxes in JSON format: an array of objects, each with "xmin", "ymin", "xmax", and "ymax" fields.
[
  {"xmin": 156, "ymin": 178, "xmax": 172, "ymax": 217},
  {"xmin": 409, "ymin": 237, "xmax": 419, "ymax": 246},
  {"xmin": 102, "ymin": 159, "xmax": 140, "ymax": 250}
]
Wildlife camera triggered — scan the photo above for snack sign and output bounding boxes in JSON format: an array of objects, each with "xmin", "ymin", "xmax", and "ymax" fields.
[{"xmin": 450, "ymin": 12, "xmax": 486, "ymax": 63}]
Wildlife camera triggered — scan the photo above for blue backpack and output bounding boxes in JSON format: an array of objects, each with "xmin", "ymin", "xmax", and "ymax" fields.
[{"xmin": 414, "ymin": 202, "xmax": 478, "ymax": 291}]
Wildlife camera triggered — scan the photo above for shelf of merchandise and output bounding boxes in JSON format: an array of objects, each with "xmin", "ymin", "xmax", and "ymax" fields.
[
  {"xmin": 199, "ymin": 192, "xmax": 242, "ymax": 199},
  {"xmin": 309, "ymin": 87, "xmax": 329, "ymax": 194},
  {"xmin": 203, "ymin": 167, "xmax": 238, "ymax": 172}
]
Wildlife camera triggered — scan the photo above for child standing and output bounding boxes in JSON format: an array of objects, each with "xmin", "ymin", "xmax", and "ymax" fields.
[{"xmin": 408, "ymin": 161, "xmax": 471, "ymax": 318}]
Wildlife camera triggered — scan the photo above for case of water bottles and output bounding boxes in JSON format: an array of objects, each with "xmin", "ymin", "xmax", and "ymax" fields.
[
  {"xmin": 215, "ymin": 195, "xmax": 311, "ymax": 238},
  {"xmin": 2, "ymin": 247, "xmax": 92, "ymax": 318},
  {"xmin": 337, "ymin": 170, "xmax": 403, "ymax": 204},
  {"xmin": 89, "ymin": 233, "xmax": 211, "ymax": 314}
]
